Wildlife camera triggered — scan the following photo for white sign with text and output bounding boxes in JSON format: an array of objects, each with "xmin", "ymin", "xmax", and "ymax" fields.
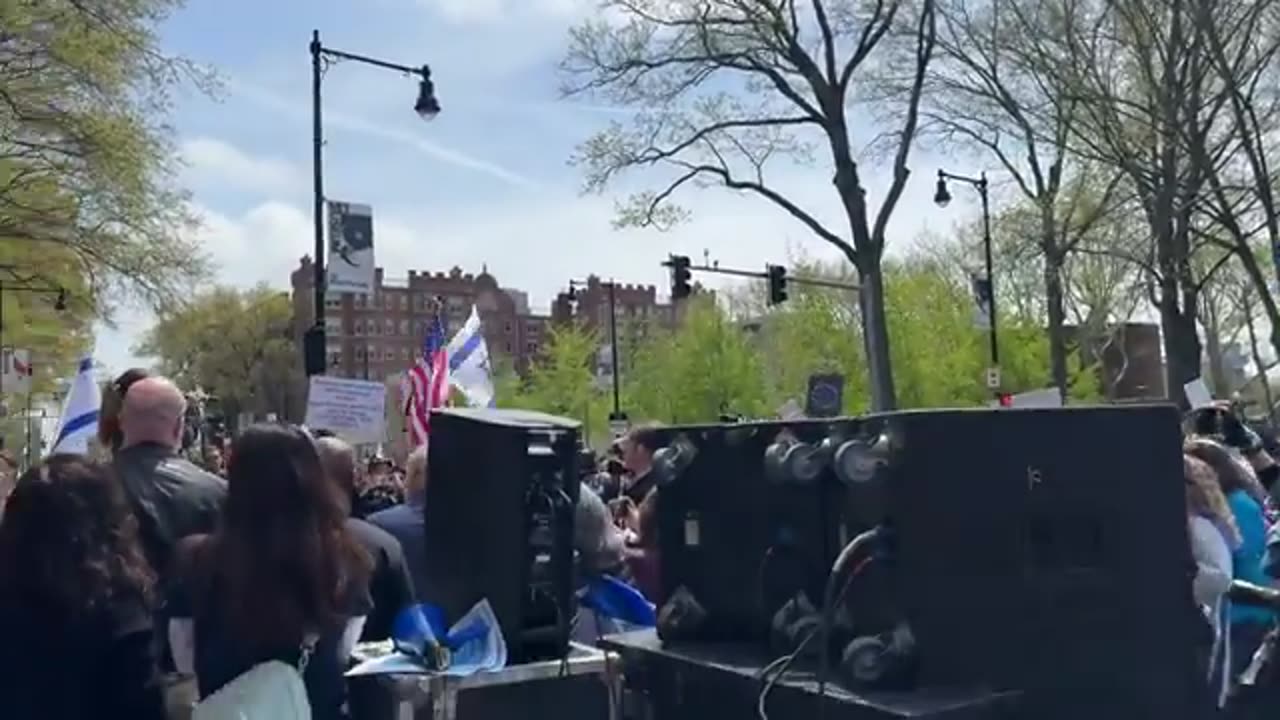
[{"xmin": 305, "ymin": 376, "xmax": 387, "ymax": 444}]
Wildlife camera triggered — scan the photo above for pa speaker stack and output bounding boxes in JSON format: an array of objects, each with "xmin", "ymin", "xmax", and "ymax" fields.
[
  {"xmin": 652, "ymin": 405, "xmax": 1206, "ymax": 720},
  {"xmin": 420, "ymin": 408, "xmax": 580, "ymax": 663}
]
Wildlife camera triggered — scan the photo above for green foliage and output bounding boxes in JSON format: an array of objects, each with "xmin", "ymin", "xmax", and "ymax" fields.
[
  {"xmin": 494, "ymin": 246, "xmax": 1103, "ymax": 429},
  {"xmin": 626, "ymin": 297, "xmax": 769, "ymax": 423},
  {"xmin": 0, "ymin": 0, "xmax": 213, "ymax": 308},
  {"xmin": 0, "ymin": 241, "xmax": 95, "ymax": 402},
  {"xmin": 135, "ymin": 285, "xmax": 304, "ymax": 425}
]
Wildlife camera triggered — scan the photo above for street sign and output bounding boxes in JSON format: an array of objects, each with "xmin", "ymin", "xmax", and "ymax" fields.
[
  {"xmin": 608, "ymin": 412, "xmax": 630, "ymax": 438},
  {"xmin": 985, "ymin": 367, "xmax": 1001, "ymax": 390},
  {"xmin": 805, "ymin": 374, "xmax": 845, "ymax": 417}
]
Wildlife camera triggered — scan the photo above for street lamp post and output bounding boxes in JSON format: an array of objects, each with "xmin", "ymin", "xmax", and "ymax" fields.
[
  {"xmin": 568, "ymin": 279, "xmax": 627, "ymax": 433},
  {"xmin": 935, "ymin": 169, "xmax": 1000, "ymax": 388},
  {"xmin": 307, "ymin": 30, "xmax": 440, "ymax": 376}
]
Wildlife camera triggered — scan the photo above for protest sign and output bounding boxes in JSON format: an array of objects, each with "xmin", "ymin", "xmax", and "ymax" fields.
[{"xmin": 305, "ymin": 376, "xmax": 387, "ymax": 444}]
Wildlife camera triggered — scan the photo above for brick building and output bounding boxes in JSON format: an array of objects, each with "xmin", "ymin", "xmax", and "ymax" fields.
[
  {"xmin": 290, "ymin": 257, "xmax": 551, "ymax": 380},
  {"xmin": 550, "ymin": 275, "xmax": 680, "ymax": 335}
]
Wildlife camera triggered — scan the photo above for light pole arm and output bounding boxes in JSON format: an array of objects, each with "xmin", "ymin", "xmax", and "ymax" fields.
[
  {"xmin": 938, "ymin": 169, "xmax": 986, "ymax": 188},
  {"xmin": 316, "ymin": 46, "xmax": 431, "ymax": 79}
]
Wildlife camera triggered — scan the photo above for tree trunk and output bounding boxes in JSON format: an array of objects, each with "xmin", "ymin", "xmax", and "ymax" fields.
[
  {"xmin": 1242, "ymin": 289, "xmax": 1275, "ymax": 421},
  {"xmin": 854, "ymin": 259, "xmax": 898, "ymax": 412},
  {"xmin": 1160, "ymin": 281, "xmax": 1202, "ymax": 408},
  {"xmin": 1203, "ymin": 302, "xmax": 1228, "ymax": 397},
  {"xmin": 1043, "ymin": 251, "xmax": 1070, "ymax": 401}
]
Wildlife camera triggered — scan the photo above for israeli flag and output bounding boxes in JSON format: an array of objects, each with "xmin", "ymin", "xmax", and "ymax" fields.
[
  {"xmin": 446, "ymin": 306, "xmax": 497, "ymax": 409},
  {"xmin": 51, "ymin": 356, "xmax": 100, "ymax": 455}
]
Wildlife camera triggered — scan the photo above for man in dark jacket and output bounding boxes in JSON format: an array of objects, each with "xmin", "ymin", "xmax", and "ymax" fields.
[
  {"xmin": 112, "ymin": 376, "xmax": 226, "ymax": 717},
  {"xmin": 315, "ymin": 435, "xmax": 416, "ymax": 640},
  {"xmin": 316, "ymin": 436, "xmax": 416, "ymax": 720},
  {"xmin": 113, "ymin": 376, "xmax": 226, "ymax": 587}
]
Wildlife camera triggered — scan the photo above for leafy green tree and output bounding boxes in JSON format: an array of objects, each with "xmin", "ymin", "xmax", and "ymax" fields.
[
  {"xmin": 561, "ymin": 0, "xmax": 943, "ymax": 411},
  {"xmin": 0, "ymin": 0, "xmax": 213, "ymax": 308},
  {"xmin": 502, "ymin": 323, "xmax": 613, "ymax": 442},
  {"xmin": 627, "ymin": 297, "xmax": 769, "ymax": 423},
  {"xmin": 136, "ymin": 285, "xmax": 304, "ymax": 425}
]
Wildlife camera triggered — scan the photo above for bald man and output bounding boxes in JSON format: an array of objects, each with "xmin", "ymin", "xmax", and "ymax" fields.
[
  {"xmin": 315, "ymin": 436, "xmax": 415, "ymax": 642},
  {"xmin": 112, "ymin": 377, "xmax": 226, "ymax": 691}
]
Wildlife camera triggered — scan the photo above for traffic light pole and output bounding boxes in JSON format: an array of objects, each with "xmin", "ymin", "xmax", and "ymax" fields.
[{"xmin": 665, "ymin": 261, "xmax": 861, "ymax": 292}]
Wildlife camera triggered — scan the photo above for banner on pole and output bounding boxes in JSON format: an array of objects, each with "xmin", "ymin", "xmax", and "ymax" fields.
[{"xmin": 326, "ymin": 201, "xmax": 376, "ymax": 295}]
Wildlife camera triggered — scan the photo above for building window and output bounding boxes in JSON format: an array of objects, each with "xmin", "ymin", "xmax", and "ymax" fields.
[
  {"xmin": 505, "ymin": 342, "xmax": 512, "ymax": 353},
  {"xmin": 384, "ymin": 318, "xmax": 395, "ymax": 335},
  {"xmin": 399, "ymin": 319, "xmax": 410, "ymax": 336},
  {"xmin": 505, "ymin": 321, "xmax": 513, "ymax": 333},
  {"xmin": 527, "ymin": 342, "xmax": 538, "ymax": 353},
  {"xmin": 371, "ymin": 319, "xmax": 381, "ymax": 335},
  {"xmin": 399, "ymin": 295, "xmax": 408, "ymax": 310},
  {"xmin": 402, "ymin": 348, "xmax": 412, "ymax": 361},
  {"xmin": 355, "ymin": 294, "xmax": 366, "ymax": 308},
  {"xmin": 354, "ymin": 321, "xmax": 365, "ymax": 336},
  {"xmin": 355, "ymin": 348, "xmax": 365, "ymax": 360},
  {"xmin": 383, "ymin": 294, "xmax": 394, "ymax": 309}
]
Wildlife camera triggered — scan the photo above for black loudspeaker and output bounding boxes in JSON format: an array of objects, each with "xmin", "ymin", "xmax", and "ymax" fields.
[
  {"xmin": 867, "ymin": 405, "xmax": 1203, "ymax": 719},
  {"xmin": 653, "ymin": 420, "xmax": 842, "ymax": 650},
  {"xmin": 421, "ymin": 408, "xmax": 580, "ymax": 663}
]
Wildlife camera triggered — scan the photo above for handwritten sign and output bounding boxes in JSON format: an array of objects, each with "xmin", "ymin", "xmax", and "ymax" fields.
[
  {"xmin": 1184, "ymin": 378, "xmax": 1214, "ymax": 410},
  {"xmin": 304, "ymin": 376, "xmax": 387, "ymax": 444}
]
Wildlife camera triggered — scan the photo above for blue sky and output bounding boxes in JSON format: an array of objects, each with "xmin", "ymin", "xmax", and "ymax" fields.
[{"xmin": 94, "ymin": 0, "xmax": 975, "ymax": 374}]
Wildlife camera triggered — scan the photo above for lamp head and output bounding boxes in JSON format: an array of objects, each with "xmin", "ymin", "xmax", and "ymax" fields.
[
  {"xmin": 933, "ymin": 176, "xmax": 952, "ymax": 208},
  {"xmin": 414, "ymin": 67, "xmax": 441, "ymax": 120}
]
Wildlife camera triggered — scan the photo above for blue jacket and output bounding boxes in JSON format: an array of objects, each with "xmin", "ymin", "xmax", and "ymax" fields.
[{"xmin": 1226, "ymin": 490, "xmax": 1273, "ymax": 626}]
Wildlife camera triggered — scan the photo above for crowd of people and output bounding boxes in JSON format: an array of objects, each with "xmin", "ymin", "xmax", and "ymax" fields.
[
  {"xmin": 5, "ymin": 365, "xmax": 1279, "ymax": 719},
  {"xmin": 1184, "ymin": 405, "xmax": 1280, "ymax": 715},
  {"xmin": 0, "ymin": 369, "xmax": 666, "ymax": 720}
]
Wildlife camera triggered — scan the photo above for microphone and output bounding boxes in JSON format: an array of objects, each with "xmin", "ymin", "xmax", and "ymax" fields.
[{"xmin": 1229, "ymin": 580, "xmax": 1280, "ymax": 610}]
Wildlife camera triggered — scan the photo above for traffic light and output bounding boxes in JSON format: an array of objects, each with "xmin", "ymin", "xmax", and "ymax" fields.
[
  {"xmin": 304, "ymin": 325, "xmax": 327, "ymax": 376},
  {"xmin": 766, "ymin": 264, "xmax": 788, "ymax": 305},
  {"xmin": 669, "ymin": 254, "xmax": 692, "ymax": 300}
]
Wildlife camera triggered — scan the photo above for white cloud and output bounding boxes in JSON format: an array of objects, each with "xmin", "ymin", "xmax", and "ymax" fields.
[
  {"xmin": 419, "ymin": 0, "xmax": 598, "ymax": 24},
  {"xmin": 180, "ymin": 137, "xmax": 303, "ymax": 196},
  {"xmin": 228, "ymin": 79, "xmax": 540, "ymax": 190}
]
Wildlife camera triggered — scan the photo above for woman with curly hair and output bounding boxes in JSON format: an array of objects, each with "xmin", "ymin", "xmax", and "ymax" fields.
[
  {"xmin": 1187, "ymin": 437, "xmax": 1275, "ymax": 686},
  {"xmin": 1185, "ymin": 453, "xmax": 1237, "ymax": 708},
  {"xmin": 0, "ymin": 455, "xmax": 165, "ymax": 720}
]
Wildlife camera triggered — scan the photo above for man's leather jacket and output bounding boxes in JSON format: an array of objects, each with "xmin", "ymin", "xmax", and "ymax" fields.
[{"xmin": 113, "ymin": 442, "xmax": 226, "ymax": 580}]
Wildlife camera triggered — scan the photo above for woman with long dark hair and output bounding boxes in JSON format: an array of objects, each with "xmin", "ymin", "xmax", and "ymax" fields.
[
  {"xmin": 99, "ymin": 368, "xmax": 150, "ymax": 454},
  {"xmin": 0, "ymin": 455, "xmax": 165, "ymax": 720},
  {"xmin": 168, "ymin": 424, "xmax": 372, "ymax": 720}
]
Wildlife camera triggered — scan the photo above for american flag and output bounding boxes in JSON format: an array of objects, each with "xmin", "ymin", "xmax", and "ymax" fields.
[{"xmin": 404, "ymin": 309, "xmax": 450, "ymax": 447}]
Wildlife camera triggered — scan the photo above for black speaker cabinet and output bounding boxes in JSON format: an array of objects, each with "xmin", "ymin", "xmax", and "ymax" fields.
[
  {"xmin": 653, "ymin": 420, "xmax": 842, "ymax": 646},
  {"xmin": 872, "ymin": 405, "xmax": 1203, "ymax": 719},
  {"xmin": 421, "ymin": 408, "xmax": 580, "ymax": 663}
]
